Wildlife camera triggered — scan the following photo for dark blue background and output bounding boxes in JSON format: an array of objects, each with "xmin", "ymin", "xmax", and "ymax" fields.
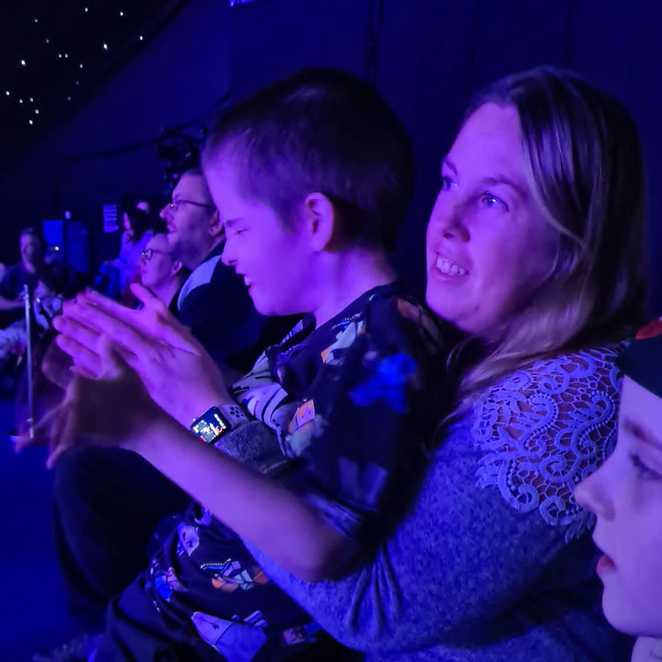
[{"xmin": 0, "ymin": 1, "xmax": 660, "ymax": 658}]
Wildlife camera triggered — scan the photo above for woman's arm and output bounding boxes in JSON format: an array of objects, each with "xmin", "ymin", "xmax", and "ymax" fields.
[{"xmin": 246, "ymin": 348, "xmax": 623, "ymax": 655}]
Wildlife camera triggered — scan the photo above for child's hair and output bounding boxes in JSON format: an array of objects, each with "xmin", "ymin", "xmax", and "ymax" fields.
[
  {"xmin": 454, "ymin": 66, "xmax": 648, "ymax": 404},
  {"xmin": 202, "ymin": 68, "xmax": 415, "ymax": 251}
]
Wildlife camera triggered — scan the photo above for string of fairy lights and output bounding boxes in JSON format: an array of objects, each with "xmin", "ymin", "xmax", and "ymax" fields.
[{"xmin": 4, "ymin": 6, "xmax": 147, "ymax": 129}]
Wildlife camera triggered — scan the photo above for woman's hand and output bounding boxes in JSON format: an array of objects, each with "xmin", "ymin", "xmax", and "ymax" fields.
[{"xmin": 53, "ymin": 286, "xmax": 233, "ymax": 426}]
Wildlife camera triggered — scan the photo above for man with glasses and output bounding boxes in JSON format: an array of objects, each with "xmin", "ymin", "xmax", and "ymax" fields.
[{"xmin": 161, "ymin": 168, "xmax": 270, "ymax": 374}]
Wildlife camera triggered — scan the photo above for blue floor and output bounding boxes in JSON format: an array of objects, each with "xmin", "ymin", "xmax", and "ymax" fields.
[{"xmin": 0, "ymin": 397, "xmax": 77, "ymax": 660}]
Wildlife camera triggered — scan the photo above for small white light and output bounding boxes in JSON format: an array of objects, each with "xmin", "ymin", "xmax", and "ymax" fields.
[
  {"xmin": 79, "ymin": 63, "xmax": 84, "ymax": 69},
  {"xmin": 33, "ymin": 17, "xmax": 39, "ymax": 24},
  {"xmin": 19, "ymin": 98, "xmax": 24, "ymax": 104},
  {"xmin": 67, "ymin": 96, "xmax": 72, "ymax": 101},
  {"xmin": 102, "ymin": 42, "xmax": 109, "ymax": 51},
  {"xmin": 75, "ymin": 80, "xmax": 80, "ymax": 86},
  {"xmin": 84, "ymin": 6, "xmax": 89, "ymax": 12},
  {"xmin": 5, "ymin": 90, "xmax": 10, "ymax": 97},
  {"xmin": 35, "ymin": 109, "xmax": 39, "ymax": 115},
  {"xmin": 119, "ymin": 10, "xmax": 124, "ymax": 17},
  {"xmin": 29, "ymin": 97, "xmax": 34, "ymax": 102},
  {"xmin": 64, "ymin": 53, "xmax": 69, "ymax": 59},
  {"xmin": 45, "ymin": 38, "xmax": 50, "ymax": 44},
  {"xmin": 19, "ymin": 59, "xmax": 27, "ymax": 67},
  {"xmin": 28, "ymin": 119, "xmax": 34, "ymax": 126},
  {"xmin": 58, "ymin": 53, "xmax": 63, "ymax": 59},
  {"xmin": 139, "ymin": 35, "xmax": 144, "ymax": 41}
]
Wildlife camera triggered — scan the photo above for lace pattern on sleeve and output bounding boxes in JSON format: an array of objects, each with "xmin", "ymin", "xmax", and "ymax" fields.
[{"xmin": 471, "ymin": 345, "xmax": 622, "ymax": 541}]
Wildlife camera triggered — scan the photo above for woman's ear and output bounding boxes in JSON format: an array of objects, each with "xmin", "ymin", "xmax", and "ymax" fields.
[{"xmin": 302, "ymin": 192, "xmax": 336, "ymax": 252}]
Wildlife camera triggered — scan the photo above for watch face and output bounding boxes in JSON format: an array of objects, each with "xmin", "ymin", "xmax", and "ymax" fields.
[{"xmin": 192, "ymin": 407, "xmax": 229, "ymax": 444}]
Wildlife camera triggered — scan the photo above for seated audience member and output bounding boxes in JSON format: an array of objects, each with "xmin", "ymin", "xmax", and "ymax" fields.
[
  {"xmin": 97, "ymin": 205, "xmax": 154, "ymax": 301},
  {"xmin": 0, "ymin": 227, "xmax": 49, "ymax": 317},
  {"xmin": 138, "ymin": 228, "xmax": 188, "ymax": 311},
  {"xmin": 576, "ymin": 327, "xmax": 662, "ymax": 662},
  {"xmin": 53, "ymin": 68, "xmax": 451, "ymax": 661},
  {"xmin": 161, "ymin": 167, "xmax": 287, "ymax": 374}
]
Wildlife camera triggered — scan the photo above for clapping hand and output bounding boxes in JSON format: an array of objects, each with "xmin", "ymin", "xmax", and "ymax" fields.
[{"xmin": 53, "ymin": 284, "xmax": 233, "ymax": 428}]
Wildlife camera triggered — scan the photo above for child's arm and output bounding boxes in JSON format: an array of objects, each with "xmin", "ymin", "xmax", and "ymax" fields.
[{"xmin": 134, "ymin": 414, "xmax": 358, "ymax": 581}]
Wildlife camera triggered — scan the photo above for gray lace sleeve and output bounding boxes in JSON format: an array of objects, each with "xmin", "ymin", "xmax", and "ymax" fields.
[{"xmin": 246, "ymin": 345, "xmax": 622, "ymax": 656}]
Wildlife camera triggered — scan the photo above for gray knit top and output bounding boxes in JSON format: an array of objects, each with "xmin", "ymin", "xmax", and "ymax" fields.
[{"xmin": 248, "ymin": 344, "xmax": 633, "ymax": 661}]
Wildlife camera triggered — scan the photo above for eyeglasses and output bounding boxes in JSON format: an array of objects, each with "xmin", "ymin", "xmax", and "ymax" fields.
[
  {"xmin": 140, "ymin": 248, "xmax": 171, "ymax": 261},
  {"xmin": 168, "ymin": 198, "xmax": 215, "ymax": 213}
]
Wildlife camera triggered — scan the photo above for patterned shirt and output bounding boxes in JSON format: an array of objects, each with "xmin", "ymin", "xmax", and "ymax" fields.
[{"xmin": 143, "ymin": 282, "xmax": 451, "ymax": 660}]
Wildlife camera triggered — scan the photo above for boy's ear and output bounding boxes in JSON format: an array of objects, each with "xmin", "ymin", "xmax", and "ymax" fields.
[
  {"xmin": 208, "ymin": 210, "xmax": 224, "ymax": 239},
  {"xmin": 302, "ymin": 192, "xmax": 336, "ymax": 252}
]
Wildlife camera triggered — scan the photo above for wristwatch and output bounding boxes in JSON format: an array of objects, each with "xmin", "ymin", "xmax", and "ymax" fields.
[{"xmin": 190, "ymin": 404, "xmax": 248, "ymax": 445}]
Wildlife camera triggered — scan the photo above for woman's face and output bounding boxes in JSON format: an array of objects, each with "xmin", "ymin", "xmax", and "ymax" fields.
[
  {"xmin": 575, "ymin": 377, "xmax": 662, "ymax": 637},
  {"xmin": 425, "ymin": 103, "xmax": 558, "ymax": 337}
]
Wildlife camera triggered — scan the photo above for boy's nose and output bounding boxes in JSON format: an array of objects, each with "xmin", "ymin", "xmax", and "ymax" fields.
[{"xmin": 575, "ymin": 468, "xmax": 614, "ymax": 521}]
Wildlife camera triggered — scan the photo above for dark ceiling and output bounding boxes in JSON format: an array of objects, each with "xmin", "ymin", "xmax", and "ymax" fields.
[{"xmin": 0, "ymin": 1, "xmax": 188, "ymax": 160}]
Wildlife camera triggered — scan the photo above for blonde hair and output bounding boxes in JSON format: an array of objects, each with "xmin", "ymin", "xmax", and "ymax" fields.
[{"xmin": 454, "ymin": 67, "xmax": 648, "ymax": 406}]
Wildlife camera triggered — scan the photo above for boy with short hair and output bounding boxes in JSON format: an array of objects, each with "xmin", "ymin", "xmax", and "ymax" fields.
[{"xmin": 54, "ymin": 69, "xmax": 452, "ymax": 660}]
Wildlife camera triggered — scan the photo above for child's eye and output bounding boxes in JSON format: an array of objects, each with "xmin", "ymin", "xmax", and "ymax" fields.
[
  {"xmin": 479, "ymin": 192, "xmax": 508, "ymax": 211},
  {"xmin": 630, "ymin": 453, "xmax": 662, "ymax": 481},
  {"xmin": 440, "ymin": 175, "xmax": 455, "ymax": 191}
]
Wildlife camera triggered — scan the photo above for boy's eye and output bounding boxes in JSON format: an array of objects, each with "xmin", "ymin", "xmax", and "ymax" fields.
[
  {"xmin": 440, "ymin": 175, "xmax": 455, "ymax": 191},
  {"xmin": 630, "ymin": 453, "xmax": 662, "ymax": 481}
]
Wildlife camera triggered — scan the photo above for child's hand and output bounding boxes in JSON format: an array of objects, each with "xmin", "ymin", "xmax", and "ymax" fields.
[
  {"xmin": 35, "ymin": 337, "xmax": 164, "ymax": 467},
  {"xmin": 54, "ymin": 291, "xmax": 233, "ymax": 427}
]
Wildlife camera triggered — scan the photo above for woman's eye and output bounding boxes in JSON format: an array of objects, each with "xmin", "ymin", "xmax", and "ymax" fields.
[
  {"xmin": 479, "ymin": 192, "xmax": 508, "ymax": 210},
  {"xmin": 630, "ymin": 453, "xmax": 662, "ymax": 481}
]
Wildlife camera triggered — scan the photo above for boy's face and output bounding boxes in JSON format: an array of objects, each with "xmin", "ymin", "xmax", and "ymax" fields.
[
  {"xmin": 575, "ymin": 376, "xmax": 662, "ymax": 636},
  {"xmin": 205, "ymin": 156, "xmax": 315, "ymax": 317}
]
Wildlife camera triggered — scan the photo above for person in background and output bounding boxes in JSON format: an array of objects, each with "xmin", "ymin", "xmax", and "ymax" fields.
[
  {"xmin": 138, "ymin": 228, "xmax": 188, "ymax": 312},
  {"xmin": 576, "ymin": 326, "xmax": 662, "ymax": 662},
  {"xmin": 161, "ymin": 167, "xmax": 290, "ymax": 375},
  {"xmin": 0, "ymin": 227, "xmax": 48, "ymax": 315},
  {"xmin": 113, "ymin": 205, "xmax": 155, "ymax": 299}
]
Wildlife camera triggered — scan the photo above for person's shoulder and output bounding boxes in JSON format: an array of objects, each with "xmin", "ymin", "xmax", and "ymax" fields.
[
  {"xmin": 467, "ymin": 343, "xmax": 623, "ymax": 536},
  {"xmin": 489, "ymin": 343, "xmax": 622, "ymax": 401},
  {"xmin": 359, "ymin": 285, "xmax": 451, "ymax": 357}
]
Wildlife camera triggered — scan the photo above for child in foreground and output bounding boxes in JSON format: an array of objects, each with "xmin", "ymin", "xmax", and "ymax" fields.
[{"xmin": 576, "ymin": 324, "xmax": 662, "ymax": 661}]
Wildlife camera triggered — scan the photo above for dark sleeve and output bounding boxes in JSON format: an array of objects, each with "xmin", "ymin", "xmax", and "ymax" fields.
[
  {"xmin": 282, "ymin": 296, "xmax": 448, "ymax": 543},
  {"xmin": 178, "ymin": 266, "xmax": 268, "ymax": 372}
]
